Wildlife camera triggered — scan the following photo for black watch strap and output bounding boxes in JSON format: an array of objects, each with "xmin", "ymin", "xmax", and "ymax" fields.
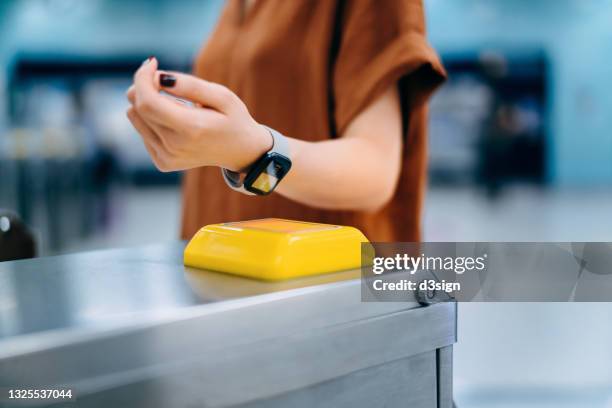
[{"xmin": 222, "ymin": 126, "xmax": 290, "ymax": 195}]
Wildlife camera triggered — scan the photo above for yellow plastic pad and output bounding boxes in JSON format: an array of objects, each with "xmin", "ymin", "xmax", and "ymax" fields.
[{"xmin": 183, "ymin": 218, "xmax": 369, "ymax": 281}]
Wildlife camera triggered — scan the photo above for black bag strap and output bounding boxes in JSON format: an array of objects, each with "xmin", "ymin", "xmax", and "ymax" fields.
[{"xmin": 327, "ymin": 0, "xmax": 347, "ymax": 139}]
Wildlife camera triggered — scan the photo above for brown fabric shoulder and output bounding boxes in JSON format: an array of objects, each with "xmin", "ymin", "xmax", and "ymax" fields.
[{"xmin": 181, "ymin": 0, "xmax": 446, "ymax": 242}]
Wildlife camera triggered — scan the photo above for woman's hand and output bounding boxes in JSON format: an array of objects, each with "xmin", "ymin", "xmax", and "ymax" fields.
[{"xmin": 126, "ymin": 57, "xmax": 272, "ymax": 172}]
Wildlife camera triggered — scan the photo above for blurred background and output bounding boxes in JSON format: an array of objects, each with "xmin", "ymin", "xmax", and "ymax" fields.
[{"xmin": 0, "ymin": 0, "xmax": 611, "ymax": 407}]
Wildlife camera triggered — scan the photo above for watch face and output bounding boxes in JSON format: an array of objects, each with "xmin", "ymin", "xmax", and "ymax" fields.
[{"xmin": 244, "ymin": 153, "xmax": 291, "ymax": 195}]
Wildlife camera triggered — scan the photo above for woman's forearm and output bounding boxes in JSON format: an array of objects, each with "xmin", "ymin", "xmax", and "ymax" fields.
[
  {"xmin": 275, "ymin": 86, "xmax": 403, "ymax": 212},
  {"xmin": 277, "ymin": 135, "xmax": 402, "ymax": 211}
]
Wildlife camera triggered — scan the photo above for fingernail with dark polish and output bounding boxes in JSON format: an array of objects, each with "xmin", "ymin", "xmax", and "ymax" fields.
[
  {"xmin": 160, "ymin": 74, "xmax": 176, "ymax": 87},
  {"xmin": 142, "ymin": 56, "xmax": 155, "ymax": 66}
]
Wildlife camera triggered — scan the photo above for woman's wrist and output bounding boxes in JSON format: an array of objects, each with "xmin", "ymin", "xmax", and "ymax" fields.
[{"xmin": 225, "ymin": 121, "xmax": 273, "ymax": 172}]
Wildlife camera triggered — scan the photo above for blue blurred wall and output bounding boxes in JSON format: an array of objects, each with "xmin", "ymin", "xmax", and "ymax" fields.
[
  {"xmin": 0, "ymin": 0, "xmax": 224, "ymax": 64},
  {"xmin": 427, "ymin": 0, "xmax": 612, "ymax": 186},
  {"xmin": 0, "ymin": 0, "xmax": 223, "ymax": 130}
]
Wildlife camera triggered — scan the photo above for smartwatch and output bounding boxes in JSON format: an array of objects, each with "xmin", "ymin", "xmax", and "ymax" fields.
[{"xmin": 222, "ymin": 126, "xmax": 292, "ymax": 196}]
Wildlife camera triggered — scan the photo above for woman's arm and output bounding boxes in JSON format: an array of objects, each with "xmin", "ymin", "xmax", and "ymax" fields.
[
  {"xmin": 277, "ymin": 87, "xmax": 402, "ymax": 211},
  {"xmin": 127, "ymin": 58, "xmax": 403, "ymax": 212}
]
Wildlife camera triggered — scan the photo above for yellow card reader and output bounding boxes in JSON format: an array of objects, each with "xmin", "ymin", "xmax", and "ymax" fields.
[{"xmin": 184, "ymin": 218, "xmax": 368, "ymax": 281}]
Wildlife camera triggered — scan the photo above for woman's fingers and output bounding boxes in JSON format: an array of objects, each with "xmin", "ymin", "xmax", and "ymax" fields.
[
  {"xmin": 126, "ymin": 106, "xmax": 169, "ymax": 169},
  {"xmin": 127, "ymin": 84, "xmax": 177, "ymax": 150},
  {"xmin": 126, "ymin": 85, "xmax": 135, "ymax": 105},
  {"xmin": 133, "ymin": 57, "xmax": 159, "ymax": 101},
  {"xmin": 157, "ymin": 71, "xmax": 241, "ymax": 114},
  {"xmin": 126, "ymin": 106, "xmax": 161, "ymax": 150},
  {"xmin": 133, "ymin": 59, "xmax": 196, "ymax": 127}
]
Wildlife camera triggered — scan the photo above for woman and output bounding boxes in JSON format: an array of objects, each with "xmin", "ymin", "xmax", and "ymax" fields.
[{"xmin": 126, "ymin": 0, "xmax": 445, "ymax": 242}]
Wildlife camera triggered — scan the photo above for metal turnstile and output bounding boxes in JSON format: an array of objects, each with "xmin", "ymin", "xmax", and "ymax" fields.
[{"xmin": 0, "ymin": 243, "xmax": 456, "ymax": 407}]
